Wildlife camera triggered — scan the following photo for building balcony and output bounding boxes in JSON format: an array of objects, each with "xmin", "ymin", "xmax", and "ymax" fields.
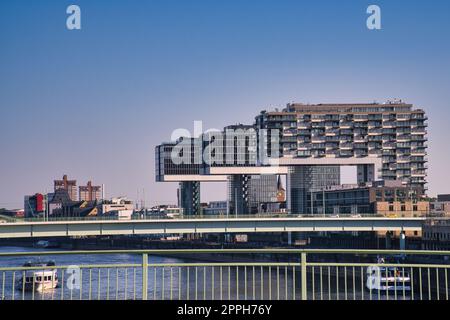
[
  {"xmin": 281, "ymin": 136, "xmax": 297, "ymax": 143},
  {"xmin": 397, "ymin": 135, "xmax": 411, "ymax": 142},
  {"xmin": 397, "ymin": 156, "xmax": 411, "ymax": 163},
  {"xmin": 411, "ymin": 170, "xmax": 427, "ymax": 177},
  {"xmin": 382, "ymin": 170, "xmax": 397, "ymax": 177},
  {"xmin": 410, "ymin": 156, "xmax": 428, "ymax": 162},
  {"xmin": 339, "ymin": 143, "xmax": 353, "ymax": 150},
  {"xmin": 368, "ymin": 120, "xmax": 382, "ymax": 127},
  {"xmin": 383, "ymin": 150, "xmax": 396, "ymax": 156},
  {"xmin": 297, "ymin": 121, "xmax": 311, "ymax": 129},
  {"xmin": 382, "ymin": 121, "xmax": 397, "ymax": 128},
  {"xmin": 368, "ymin": 129, "xmax": 383, "ymax": 136},
  {"xmin": 354, "ymin": 136, "xmax": 368, "ymax": 143},
  {"xmin": 382, "ymin": 136, "xmax": 395, "ymax": 142},
  {"xmin": 411, "ymin": 128, "xmax": 427, "ymax": 134},
  {"xmin": 325, "ymin": 136, "xmax": 340, "ymax": 143},
  {"xmin": 354, "ymin": 115, "xmax": 368, "ymax": 122},
  {"xmin": 411, "ymin": 149, "xmax": 426, "ymax": 156},
  {"xmin": 297, "ymin": 143, "xmax": 311, "ymax": 150},
  {"xmin": 383, "ymin": 128, "xmax": 396, "ymax": 134},
  {"xmin": 396, "ymin": 114, "xmax": 411, "ymax": 121},
  {"xmin": 325, "ymin": 129, "xmax": 339, "ymax": 136},
  {"xmin": 411, "ymin": 113, "xmax": 428, "ymax": 120},
  {"xmin": 339, "ymin": 134, "xmax": 354, "ymax": 140},
  {"xmin": 297, "ymin": 151, "xmax": 311, "ymax": 157},
  {"xmin": 368, "ymin": 136, "xmax": 383, "ymax": 143},
  {"xmin": 340, "ymin": 122, "xmax": 354, "ymax": 129},
  {"xmin": 354, "ymin": 151, "xmax": 368, "ymax": 157},
  {"xmin": 410, "ymin": 142, "xmax": 427, "ymax": 148},
  {"xmin": 283, "ymin": 129, "xmax": 297, "ymax": 136},
  {"xmin": 368, "ymin": 149, "xmax": 382, "ymax": 156},
  {"xmin": 411, "ymin": 165, "xmax": 428, "ymax": 170},
  {"xmin": 353, "ymin": 143, "xmax": 368, "ymax": 149},
  {"xmin": 297, "ymin": 130, "xmax": 311, "ymax": 136},
  {"xmin": 311, "ymin": 151, "xmax": 326, "ymax": 158},
  {"xmin": 382, "ymin": 115, "xmax": 396, "ymax": 121},
  {"xmin": 383, "ymin": 142, "xmax": 396, "ymax": 149},
  {"xmin": 339, "ymin": 150, "xmax": 354, "ymax": 157},
  {"xmin": 311, "ymin": 116, "xmax": 326, "ymax": 122},
  {"xmin": 311, "ymin": 144, "xmax": 326, "ymax": 150},
  {"xmin": 368, "ymin": 141, "xmax": 382, "ymax": 148},
  {"xmin": 368, "ymin": 114, "xmax": 382, "ymax": 121},
  {"xmin": 311, "ymin": 137, "xmax": 326, "ymax": 143},
  {"xmin": 354, "ymin": 128, "xmax": 368, "ymax": 135}
]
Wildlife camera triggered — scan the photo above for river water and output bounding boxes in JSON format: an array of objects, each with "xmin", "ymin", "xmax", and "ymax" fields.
[{"xmin": 0, "ymin": 246, "xmax": 443, "ymax": 300}]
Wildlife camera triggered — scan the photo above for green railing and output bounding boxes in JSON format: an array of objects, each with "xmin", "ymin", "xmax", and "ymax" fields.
[{"xmin": 0, "ymin": 249, "xmax": 449, "ymax": 300}]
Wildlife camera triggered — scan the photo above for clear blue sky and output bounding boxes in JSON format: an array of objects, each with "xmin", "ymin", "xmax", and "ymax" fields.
[{"xmin": 1, "ymin": 0, "xmax": 450, "ymax": 208}]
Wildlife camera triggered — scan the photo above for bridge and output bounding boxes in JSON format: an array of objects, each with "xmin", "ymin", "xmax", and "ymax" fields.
[{"xmin": 0, "ymin": 216, "xmax": 426, "ymax": 238}]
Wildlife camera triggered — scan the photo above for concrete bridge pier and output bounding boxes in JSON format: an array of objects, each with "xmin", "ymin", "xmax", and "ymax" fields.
[
  {"xmin": 385, "ymin": 231, "xmax": 393, "ymax": 249},
  {"xmin": 399, "ymin": 231, "xmax": 406, "ymax": 251}
]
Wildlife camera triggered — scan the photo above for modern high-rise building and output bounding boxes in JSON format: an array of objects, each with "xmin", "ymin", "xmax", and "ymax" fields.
[
  {"xmin": 255, "ymin": 100, "xmax": 427, "ymax": 189},
  {"xmin": 155, "ymin": 100, "xmax": 428, "ymax": 215},
  {"xmin": 227, "ymin": 174, "xmax": 278, "ymax": 215},
  {"xmin": 79, "ymin": 181, "xmax": 102, "ymax": 202},
  {"xmin": 54, "ymin": 175, "xmax": 77, "ymax": 201}
]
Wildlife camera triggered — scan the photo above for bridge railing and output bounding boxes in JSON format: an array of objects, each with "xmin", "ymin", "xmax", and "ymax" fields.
[
  {"xmin": 0, "ymin": 249, "xmax": 450, "ymax": 300},
  {"xmin": 0, "ymin": 213, "xmax": 433, "ymax": 224}
]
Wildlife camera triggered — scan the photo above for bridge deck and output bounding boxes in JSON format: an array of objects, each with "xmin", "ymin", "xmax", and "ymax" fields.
[{"xmin": 0, "ymin": 217, "xmax": 425, "ymax": 238}]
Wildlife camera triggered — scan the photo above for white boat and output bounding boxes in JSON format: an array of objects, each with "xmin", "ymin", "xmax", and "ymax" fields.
[
  {"xmin": 33, "ymin": 240, "xmax": 59, "ymax": 248},
  {"xmin": 366, "ymin": 265, "xmax": 411, "ymax": 291},
  {"xmin": 18, "ymin": 261, "xmax": 59, "ymax": 292}
]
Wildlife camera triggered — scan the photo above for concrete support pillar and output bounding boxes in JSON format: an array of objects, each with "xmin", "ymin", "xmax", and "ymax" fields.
[
  {"xmin": 385, "ymin": 231, "xmax": 393, "ymax": 249},
  {"xmin": 178, "ymin": 181, "xmax": 201, "ymax": 216},
  {"xmin": 227, "ymin": 175, "xmax": 250, "ymax": 215}
]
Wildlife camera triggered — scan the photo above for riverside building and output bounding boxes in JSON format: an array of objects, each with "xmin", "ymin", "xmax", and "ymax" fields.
[{"xmin": 155, "ymin": 100, "xmax": 428, "ymax": 216}]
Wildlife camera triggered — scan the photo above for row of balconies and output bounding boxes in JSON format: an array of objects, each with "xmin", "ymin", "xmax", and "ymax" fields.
[
  {"xmin": 294, "ymin": 123, "xmax": 427, "ymax": 134},
  {"xmin": 410, "ymin": 156, "xmax": 427, "ymax": 162},
  {"xmin": 410, "ymin": 121, "xmax": 427, "ymax": 127}
]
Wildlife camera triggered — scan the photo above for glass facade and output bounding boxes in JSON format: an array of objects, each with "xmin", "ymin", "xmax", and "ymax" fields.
[
  {"xmin": 228, "ymin": 174, "xmax": 278, "ymax": 214},
  {"xmin": 287, "ymin": 166, "xmax": 341, "ymax": 214},
  {"xmin": 178, "ymin": 181, "xmax": 200, "ymax": 216}
]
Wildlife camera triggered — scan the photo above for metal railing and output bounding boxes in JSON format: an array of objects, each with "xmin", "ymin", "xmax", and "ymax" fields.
[
  {"xmin": 0, "ymin": 213, "xmax": 437, "ymax": 224},
  {"xmin": 0, "ymin": 249, "xmax": 450, "ymax": 300}
]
